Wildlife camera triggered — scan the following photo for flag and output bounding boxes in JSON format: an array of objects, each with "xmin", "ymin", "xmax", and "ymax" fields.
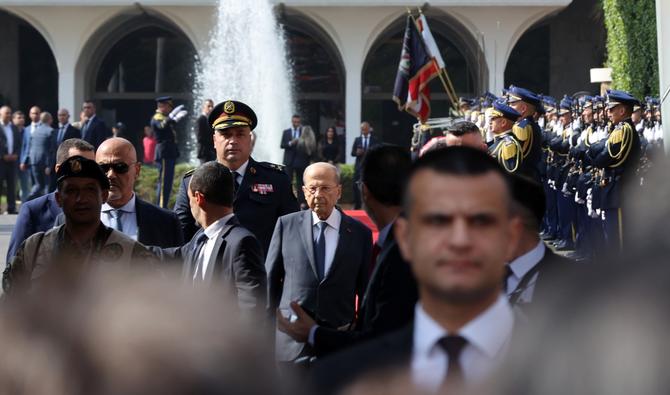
[
  {"xmin": 392, "ymin": 16, "xmax": 440, "ymax": 122},
  {"xmin": 416, "ymin": 14, "xmax": 445, "ymax": 69}
]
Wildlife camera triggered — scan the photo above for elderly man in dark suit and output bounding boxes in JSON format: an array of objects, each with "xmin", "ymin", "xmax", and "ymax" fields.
[
  {"xmin": 7, "ymin": 138, "xmax": 95, "ymax": 264},
  {"xmin": 54, "ymin": 138, "xmax": 184, "ymax": 248},
  {"xmin": 313, "ymin": 147, "xmax": 523, "ymax": 395},
  {"xmin": 351, "ymin": 121, "xmax": 380, "ymax": 209},
  {"xmin": 155, "ymin": 162, "xmax": 266, "ymax": 313},
  {"xmin": 80, "ymin": 100, "xmax": 109, "ymax": 150},
  {"xmin": 0, "ymin": 106, "xmax": 22, "ymax": 214},
  {"xmin": 267, "ymin": 162, "xmax": 372, "ymax": 362},
  {"xmin": 278, "ymin": 145, "xmax": 417, "ymax": 358},
  {"xmin": 280, "ymin": 114, "xmax": 311, "ymax": 208},
  {"xmin": 23, "ymin": 111, "xmax": 56, "ymax": 200},
  {"xmin": 55, "ymin": 108, "xmax": 81, "ymax": 146}
]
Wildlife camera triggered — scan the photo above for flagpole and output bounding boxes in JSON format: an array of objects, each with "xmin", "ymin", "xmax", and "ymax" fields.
[{"xmin": 411, "ymin": 9, "xmax": 460, "ymax": 113}]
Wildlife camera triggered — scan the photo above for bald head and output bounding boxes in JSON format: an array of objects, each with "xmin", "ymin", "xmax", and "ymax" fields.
[
  {"xmin": 0, "ymin": 106, "xmax": 11, "ymax": 124},
  {"xmin": 96, "ymin": 138, "xmax": 140, "ymax": 208}
]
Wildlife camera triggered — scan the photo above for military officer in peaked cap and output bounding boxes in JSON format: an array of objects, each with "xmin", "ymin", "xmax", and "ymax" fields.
[
  {"xmin": 173, "ymin": 100, "xmax": 298, "ymax": 255},
  {"xmin": 506, "ymin": 85, "xmax": 544, "ymax": 183},
  {"xmin": 587, "ymin": 89, "xmax": 641, "ymax": 253},
  {"xmin": 151, "ymin": 96, "xmax": 188, "ymax": 208},
  {"xmin": 488, "ymin": 100, "xmax": 524, "ymax": 174}
]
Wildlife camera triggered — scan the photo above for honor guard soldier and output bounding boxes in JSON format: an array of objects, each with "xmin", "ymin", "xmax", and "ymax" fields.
[
  {"xmin": 3, "ymin": 156, "xmax": 156, "ymax": 296},
  {"xmin": 488, "ymin": 101, "xmax": 524, "ymax": 173},
  {"xmin": 173, "ymin": 100, "xmax": 298, "ymax": 255},
  {"xmin": 151, "ymin": 96, "xmax": 188, "ymax": 208},
  {"xmin": 587, "ymin": 90, "xmax": 641, "ymax": 253},
  {"xmin": 506, "ymin": 85, "xmax": 544, "ymax": 182}
]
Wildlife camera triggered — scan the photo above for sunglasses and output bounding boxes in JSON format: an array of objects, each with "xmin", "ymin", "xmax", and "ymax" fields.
[{"xmin": 99, "ymin": 162, "xmax": 135, "ymax": 174}]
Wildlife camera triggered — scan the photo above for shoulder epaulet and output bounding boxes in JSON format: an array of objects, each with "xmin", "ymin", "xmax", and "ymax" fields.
[
  {"xmin": 512, "ymin": 122, "xmax": 531, "ymax": 142},
  {"xmin": 501, "ymin": 137, "xmax": 519, "ymax": 161},
  {"xmin": 182, "ymin": 168, "xmax": 196, "ymax": 179},
  {"xmin": 257, "ymin": 161, "xmax": 286, "ymax": 172},
  {"xmin": 153, "ymin": 112, "xmax": 166, "ymax": 121},
  {"xmin": 516, "ymin": 118, "xmax": 530, "ymax": 128}
]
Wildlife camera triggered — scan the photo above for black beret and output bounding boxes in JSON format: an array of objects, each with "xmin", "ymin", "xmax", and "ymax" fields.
[{"xmin": 56, "ymin": 156, "xmax": 110, "ymax": 190}]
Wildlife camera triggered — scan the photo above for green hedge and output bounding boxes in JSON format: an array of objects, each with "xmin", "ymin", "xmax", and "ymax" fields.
[
  {"xmin": 602, "ymin": 0, "xmax": 659, "ymax": 98},
  {"xmin": 135, "ymin": 163, "xmax": 195, "ymax": 208},
  {"xmin": 135, "ymin": 162, "xmax": 356, "ymax": 207}
]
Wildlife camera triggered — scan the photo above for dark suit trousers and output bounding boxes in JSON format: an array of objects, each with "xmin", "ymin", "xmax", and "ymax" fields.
[
  {"xmin": 28, "ymin": 165, "xmax": 48, "ymax": 201},
  {"xmin": 285, "ymin": 165, "xmax": 306, "ymax": 206},
  {"xmin": 0, "ymin": 161, "xmax": 17, "ymax": 212}
]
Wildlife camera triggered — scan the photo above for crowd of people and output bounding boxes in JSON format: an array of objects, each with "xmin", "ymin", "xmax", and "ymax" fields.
[{"xmin": 0, "ymin": 92, "xmax": 667, "ymax": 394}]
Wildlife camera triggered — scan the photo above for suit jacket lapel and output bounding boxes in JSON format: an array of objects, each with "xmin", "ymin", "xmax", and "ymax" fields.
[
  {"xmin": 134, "ymin": 198, "xmax": 144, "ymax": 242},
  {"xmin": 299, "ymin": 210, "xmax": 318, "ymax": 279},
  {"xmin": 326, "ymin": 211, "xmax": 352, "ymax": 280},
  {"xmin": 361, "ymin": 231, "xmax": 395, "ymax": 307},
  {"xmin": 204, "ymin": 216, "xmax": 239, "ymax": 284}
]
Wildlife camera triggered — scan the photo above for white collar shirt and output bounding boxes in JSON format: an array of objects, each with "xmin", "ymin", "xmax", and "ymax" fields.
[
  {"xmin": 1, "ymin": 121, "xmax": 13, "ymax": 154},
  {"xmin": 196, "ymin": 213, "xmax": 234, "ymax": 280},
  {"xmin": 232, "ymin": 159, "xmax": 249, "ymax": 186},
  {"xmin": 506, "ymin": 241, "xmax": 545, "ymax": 303},
  {"xmin": 101, "ymin": 194, "xmax": 138, "ymax": 240},
  {"xmin": 30, "ymin": 122, "xmax": 40, "ymax": 135},
  {"xmin": 311, "ymin": 209, "xmax": 341, "ymax": 277},
  {"xmin": 411, "ymin": 295, "xmax": 515, "ymax": 393}
]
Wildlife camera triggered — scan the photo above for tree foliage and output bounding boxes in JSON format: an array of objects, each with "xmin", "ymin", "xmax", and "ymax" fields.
[{"xmin": 602, "ymin": 0, "xmax": 659, "ymax": 98}]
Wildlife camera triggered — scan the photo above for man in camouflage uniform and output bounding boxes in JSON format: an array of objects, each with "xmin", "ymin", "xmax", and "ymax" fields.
[{"xmin": 3, "ymin": 156, "xmax": 156, "ymax": 296}]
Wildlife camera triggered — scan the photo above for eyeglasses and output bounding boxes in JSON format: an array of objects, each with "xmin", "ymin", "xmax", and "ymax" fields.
[
  {"xmin": 305, "ymin": 185, "xmax": 337, "ymax": 195},
  {"xmin": 99, "ymin": 162, "xmax": 136, "ymax": 174}
]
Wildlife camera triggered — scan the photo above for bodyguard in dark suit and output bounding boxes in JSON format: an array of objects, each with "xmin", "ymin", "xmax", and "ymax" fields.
[
  {"xmin": 505, "ymin": 174, "xmax": 575, "ymax": 311},
  {"xmin": 268, "ymin": 162, "xmax": 372, "ymax": 362},
  {"xmin": 174, "ymin": 100, "xmax": 298, "ymax": 254},
  {"xmin": 55, "ymin": 109, "xmax": 81, "ymax": 146},
  {"xmin": 277, "ymin": 145, "xmax": 417, "ymax": 358},
  {"xmin": 196, "ymin": 99, "xmax": 216, "ymax": 163},
  {"xmin": 94, "ymin": 137, "xmax": 183, "ymax": 248},
  {"xmin": 351, "ymin": 121, "xmax": 380, "ymax": 209},
  {"xmin": 281, "ymin": 114, "xmax": 311, "ymax": 207},
  {"xmin": 156, "ymin": 162, "xmax": 266, "ymax": 313},
  {"xmin": 24, "ymin": 112, "xmax": 57, "ymax": 200},
  {"xmin": 6, "ymin": 138, "xmax": 96, "ymax": 263},
  {"xmin": 312, "ymin": 147, "xmax": 522, "ymax": 395},
  {"xmin": 0, "ymin": 106, "xmax": 22, "ymax": 213},
  {"xmin": 80, "ymin": 101, "xmax": 110, "ymax": 150}
]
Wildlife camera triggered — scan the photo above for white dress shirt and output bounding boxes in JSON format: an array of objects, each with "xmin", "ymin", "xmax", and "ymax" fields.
[
  {"xmin": 505, "ymin": 241, "xmax": 545, "ymax": 303},
  {"xmin": 232, "ymin": 159, "xmax": 249, "ymax": 186},
  {"xmin": 2, "ymin": 122, "xmax": 13, "ymax": 154},
  {"xmin": 195, "ymin": 213, "xmax": 234, "ymax": 281},
  {"xmin": 101, "ymin": 194, "xmax": 138, "ymax": 240},
  {"xmin": 411, "ymin": 295, "xmax": 515, "ymax": 392},
  {"xmin": 311, "ymin": 209, "xmax": 341, "ymax": 277}
]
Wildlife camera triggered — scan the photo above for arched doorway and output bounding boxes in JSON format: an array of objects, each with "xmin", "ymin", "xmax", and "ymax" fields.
[
  {"xmin": 82, "ymin": 12, "xmax": 197, "ymax": 158},
  {"xmin": 505, "ymin": 0, "xmax": 605, "ymax": 97},
  {"xmin": 281, "ymin": 10, "xmax": 346, "ymax": 153},
  {"xmin": 362, "ymin": 12, "xmax": 483, "ymax": 148},
  {"xmin": 0, "ymin": 10, "xmax": 58, "ymax": 113}
]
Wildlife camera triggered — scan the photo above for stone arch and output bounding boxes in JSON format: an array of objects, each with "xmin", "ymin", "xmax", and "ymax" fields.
[
  {"xmin": 0, "ymin": 8, "xmax": 58, "ymax": 112},
  {"xmin": 74, "ymin": 7, "xmax": 199, "ymax": 153},
  {"xmin": 361, "ymin": 11, "xmax": 486, "ymax": 147},
  {"xmin": 279, "ymin": 7, "xmax": 347, "ymax": 145}
]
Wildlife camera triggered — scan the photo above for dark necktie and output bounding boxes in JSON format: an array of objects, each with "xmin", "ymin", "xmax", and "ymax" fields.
[
  {"xmin": 314, "ymin": 222, "xmax": 327, "ymax": 280},
  {"xmin": 58, "ymin": 126, "xmax": 64, "ymax": 144},
  {"xmin": 108, "ymin": 209, "xmax": 123, "ymax": 232},
  {"xmin": 192, "ymin": 232, "xmax": 210, "ymax": 282},
  {"xmin": 363, "ymin": 136, "xmax": 368, "ymax": 151},
  {"xmin": 438, "ymin": 335, "xmax": 468, "ymax": 390},
  {"xmin": 233, "ymin": 171, "xmax": 241, "ymax": 195}
]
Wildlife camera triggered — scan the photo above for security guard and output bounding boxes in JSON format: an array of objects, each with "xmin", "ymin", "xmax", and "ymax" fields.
[
  {"xmin": 151, "ymin": 96, "xmax": 188, "ymax": 208},
  {"xmin": 506, "ymin": 85, "xmax": 544, "ymax": 183},
  {"xmin": 587, "ymin": 89, "xmax": 641, "ymax": 253},
  {"xmin": 488, "ymin": 100, "xmax": 524, "ymax": 173},
  {"xmin": 3, "ymin": 156, "xmax": 156, "ymax": 296},
  {"xmin": 173, "ymin": 100, "xmax": 298, "ymax": 255}
]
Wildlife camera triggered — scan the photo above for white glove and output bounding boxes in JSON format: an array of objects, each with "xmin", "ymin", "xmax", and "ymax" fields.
[
  {"xmin": 172, "ymin": 110, "xmax": 188, "ymax": 123},
  {"xmin": 169, "ymin": 104, "xmax": 186, "ymax": 120}
]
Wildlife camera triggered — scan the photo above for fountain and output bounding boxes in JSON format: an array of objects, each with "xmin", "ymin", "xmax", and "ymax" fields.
[{"xmin": 195, "ymin": 0, "xmax": 295, "ymax": 164}]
